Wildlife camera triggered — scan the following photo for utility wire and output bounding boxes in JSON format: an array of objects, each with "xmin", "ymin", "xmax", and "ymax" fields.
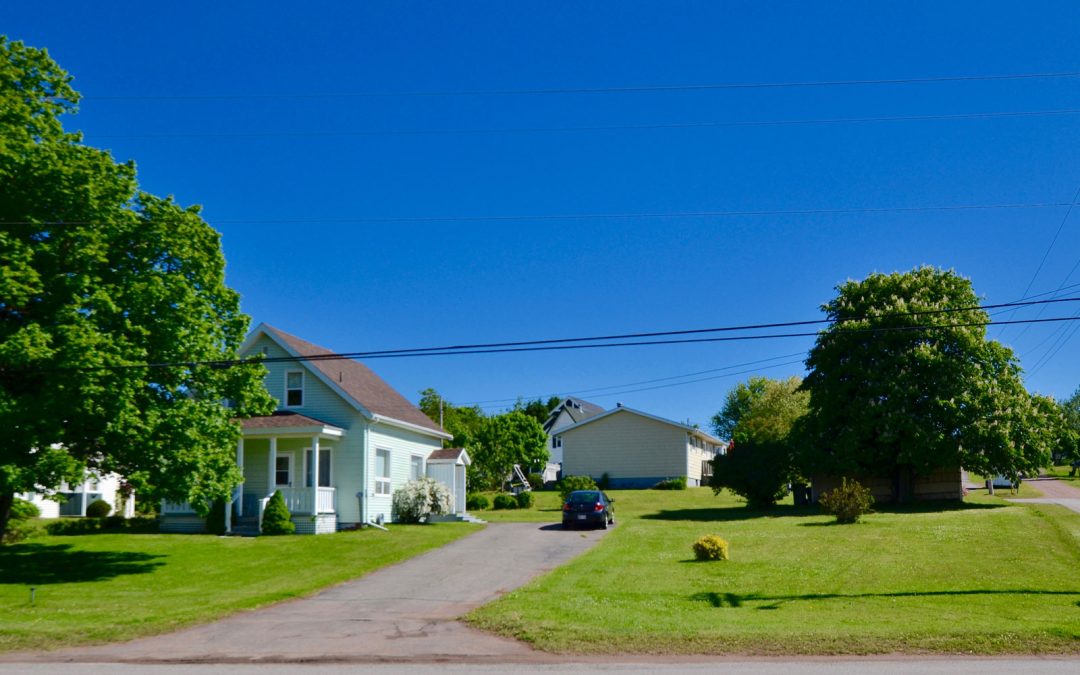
[
  {"xmin": 77, "ymin": 70, "xmax": 1080, "ymax": 101},
  {"xmin": 9, "ymin": 200, "xmax": 1076, "ymax": 228},
  {"xmin": 83, "ymin": 108, "xmax": 1080, "ymax": 140}
]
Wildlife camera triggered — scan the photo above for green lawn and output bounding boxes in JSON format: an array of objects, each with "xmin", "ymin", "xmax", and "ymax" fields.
[
  {"xmin": 467, "ymin": 487, "xmax": 1080, "ymax": 655},
  {"xmin": 0, "ymin": 522, "xmax": 479, "ymax": 653},
  {"xmin": 1046, "ymin": 465, "xmax": 1080, "ymax": 483}
]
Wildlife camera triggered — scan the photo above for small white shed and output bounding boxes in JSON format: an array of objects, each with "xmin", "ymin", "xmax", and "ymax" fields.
[{"xmin": 426, "ymin": 447, "xmax": 471, "ymax": 515}]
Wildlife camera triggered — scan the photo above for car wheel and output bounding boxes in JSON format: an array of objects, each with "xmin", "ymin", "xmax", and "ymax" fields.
[{"xmin": 601, "ymin": 516, "xmax": 608, "ymax": 530}]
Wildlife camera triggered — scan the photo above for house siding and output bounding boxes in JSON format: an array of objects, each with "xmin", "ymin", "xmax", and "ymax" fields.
[
  {"xmin": 561, "ymin": 411, "xmax": 690, "ymax": 487},
  {"xmin": 368, "ymin": 422, "xmax": 441, "ymax": 523}
]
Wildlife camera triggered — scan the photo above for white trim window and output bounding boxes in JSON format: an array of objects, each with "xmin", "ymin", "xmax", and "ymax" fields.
[
  {"xmin": 410, "ymin": 454, "xmax": 424, "ymax": 481},
  {"xmin": 375, "ymin": 449, "xmax": 391, "ymax": 495},
  {"xmin": 285, "ymin": 370, "xmax": 304, "ymax": 407},
  {"xmin": 275, "ymin": 453, "xmax": 294, "ymax": 487}
]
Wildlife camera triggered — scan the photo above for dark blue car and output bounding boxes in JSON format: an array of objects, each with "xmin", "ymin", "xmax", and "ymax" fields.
[{"xmin": 562, "ymin": 490, "xmax": 615, "ymax": 529}]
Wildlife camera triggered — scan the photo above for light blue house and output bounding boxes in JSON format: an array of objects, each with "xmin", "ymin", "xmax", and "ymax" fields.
[{"xmin": 161, "ymin": 324, "xmax": 466, "ymax": 534}]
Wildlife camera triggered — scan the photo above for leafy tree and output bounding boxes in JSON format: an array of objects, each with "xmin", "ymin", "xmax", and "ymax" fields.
[
  {"xmin": 798, "ymin": 267, "xmax": 1051, "ymax": 502},
  {"xmin": 1058, "ymin": 387, "xmax": 1080, "ymax": 464},
  {"xmin": 418, "ymin": 388, "xmax": 484, "ymax": 448},
  {"xmin": 716, "ymin": 376, "xmax": 809, "ymax": 446},
  {"xmin": 710, "ymin": 439, "xmax": 792, "ymax": 508},
  {"xmin": 0, "ymin": 38, "xmax": 275, "ymax": 538},
  {"xmin": 470, "ymin": 411, "xmax": 548, "ymax": 490},
  {"xmin": 710, "ymin": 377, "xmax": 769, "ymax": 440},
  {"xmin": 513, "ymin": 395, "xmax": 561, "ymax": 426}
]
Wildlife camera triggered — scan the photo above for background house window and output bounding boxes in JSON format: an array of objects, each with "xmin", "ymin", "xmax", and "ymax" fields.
[
  {"xmin": 410, "ymin": 455, "xmax": 424, "ymax": 481},
  {"xmin": 285, "ymin": 371, "xmax": 304, "ymax": 406},
  {"xmin": 375, "ymin": 449, "xmax": 391, "ymax": 495}
]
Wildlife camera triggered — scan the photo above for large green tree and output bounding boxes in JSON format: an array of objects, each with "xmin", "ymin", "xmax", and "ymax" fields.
[
  {"xmin": 418, "ymin": 388, "xmax": 484, "ymax": 448},
  {"xmin": 798, "ymin": 267, "xmax": 1051, "ymax": 502},
  {"xmin": 1058, "ymin": 386, "xmax": 1080, "ymax": 464},
  {"xmin": 0, "ymin": 37, "xmax": 274, "ymax": 537},
  {"xmin": 470, "ymin": 411, "xmax": 548, "ymax": 490},
  {"xmin": 513, "ymin": 395, "xmax": 561, "ymax": 426}
]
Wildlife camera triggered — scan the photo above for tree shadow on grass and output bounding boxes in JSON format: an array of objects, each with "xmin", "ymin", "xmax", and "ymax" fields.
[
  {"xmin": 691, "ymin": 588, "xmax": 1080, "ymax": 610},
  {"xmin": 641, "ymin": 505, "xmax": 820, "ymax": 522},
  {"xmin": 0, "ymin": 542, "xmax": 165, "ymax": 585}
]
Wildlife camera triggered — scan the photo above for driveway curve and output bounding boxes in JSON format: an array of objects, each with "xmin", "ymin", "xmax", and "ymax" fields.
[
  {"xmin": 15, "ymin": 522, "xmax": 608, "ymax": 664},
  {"xmin": 1008, "ymin": 475, "xmax": 1080, "ymax": 515}
]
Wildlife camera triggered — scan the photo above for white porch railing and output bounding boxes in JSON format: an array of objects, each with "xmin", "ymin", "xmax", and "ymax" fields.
[
  {"xmin": 278, "ymin": 487, "xmax": 335, "ymax": 514},
  {"xmin": 161, "ymin": 501, "xmax": 196, "ymax": 515}
]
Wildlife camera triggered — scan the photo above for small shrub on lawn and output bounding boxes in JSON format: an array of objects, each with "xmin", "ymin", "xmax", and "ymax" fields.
[
  {"xmin": 653, "ymin": 476, "xmax": 687, "ymax": 490},
  {"xmin": 85, "ymin": 498, "xmax": 112, "ymax": 518},
  {"xmin": 466, "ymin": 493, "xmax": 490, "ymax": 511},
  {"xmin": 598, "ymin": 472, "xmax": 611, "ymax": 490},
  {"xmin": 261, "ymin": 490, "xmax": 295, "ymax": 535},
  {"xmin": 558, "ymin": 475, "xmax": 598, "ymax": 500},
  {"xmin": 492, "ymin": 494, "xmax": 518, "ymax": 510},
  {"xmin": 3, "ymin": 518, "xmax": 36, "ymax": 544},
  {"xmin": 692, "ymin": 534, "xmax": 730, "ymax": 561},
  {"xmin": 527, "ymin": 473, "xmax": 545, "ymax": 490},
  {"xmin": 516, "ymin": 491, "xmax": 534, "ymax": 509},
  {"xmin": 819, "ymin": 478, "xmax": 875, "ymax": 524},
  {"xmin": 10, "ymin": 497, "xmax": 41, "ymax": 520},
  {"xmin": 392, "ymin": 477, "xmax": 453, "ymax": 523}
]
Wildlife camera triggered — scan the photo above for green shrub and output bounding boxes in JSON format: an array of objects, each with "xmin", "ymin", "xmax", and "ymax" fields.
[
  {"xmin": 709, "ymin": 439, "xmax": 793, "ymax": 509},
  {"xmin": 261, "ymin": 490, "xmax": 295, "ymax": 535},
  {"xmin": 205, "ymin": 498, "xmax": 228, "ymax": 535},
  {"xmin": 85, "ymin": 498, "xmax": 112, "ymax": 518},
  {"xmin": 44, "ymin": 516, "xmax": 158, "ymax": 536},
  {"xmin": 597, "ymin": 472, "xmax": 611, "ymax": 490},
  {"xmin": 558, "ymin": 475, "xmax": 598, "ymax": 500},
  {"xmin": 653, "ymin": 476, "xmax": 687, "ymax": 490},
  {"xmin": 819, "ymin": 478, "xmax": 875, "ymax": 524},
  {"xmin": 2, "ymin": 518, "xmax": 36, "ymax": 544},
  {"xmin": 492, "ymin": 494, "xmax": 518, "ymax": 510},
  {"xmin": 692, "ymin": 534, "xmax": 730, "ymax": 561},
  {"xmin": 516, "ymin": 491, "xmax": 534, "ymax": 509},
  {"xmin": 465, "ymin": 493, "xmax": 490, "ymax": 511},
  {"xmin": 527, "ymin": 473, "xmax": 545, "ymax": 490},
  {"xmin": 10, "ymin": 497, "xmax": 41, "ymax": 520}
]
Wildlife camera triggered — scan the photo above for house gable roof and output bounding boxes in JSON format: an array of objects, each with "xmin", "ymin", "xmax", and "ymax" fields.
[
  {"xmin": 427, "ymin": 447, "xmax": 472, "ymax": 465},
  {"xmin": 542, "ymin": 397, "xmax": 605, "ymax": 433},
  {"xmin": 242, "ymin": 323, "xmax": 450, "ymax": 440},
  {"xmin": 554, "ymin": 405, "xmax": 724, "ymax": 445}
]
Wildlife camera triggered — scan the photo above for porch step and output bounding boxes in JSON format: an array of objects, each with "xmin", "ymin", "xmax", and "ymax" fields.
[{"xmin": 427, "ymin": 513, "xmax": 487, "ymax": 524}]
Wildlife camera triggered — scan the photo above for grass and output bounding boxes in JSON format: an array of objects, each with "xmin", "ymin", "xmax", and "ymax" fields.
[
  {"xmin": 1045, "ymin": 465, "xmax": 1080, "ymax": 483},
  {"xmin": 0, "ymin": 522, "xmax": 479, "ymax": 653},
  {"xmin": 467, "ymin": 487, "xmax": 1080, "ymax": 655}
]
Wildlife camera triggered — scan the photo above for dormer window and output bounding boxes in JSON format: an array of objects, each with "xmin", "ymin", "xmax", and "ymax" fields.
[{"xmin": 285, "ymin": 370, "xmax": 304, "ymax": 407}]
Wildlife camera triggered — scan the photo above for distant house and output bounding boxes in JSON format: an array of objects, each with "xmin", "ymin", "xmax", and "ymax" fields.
[
  {"xmin": 540, "ymin": 397, "xmax": 605, "ymax": 482},
  {"xmin": 21, "ymin": 472, "xmax": 135, "ymax": 519},
  {"xmin": 556, "ymin": 404, "xmax": 724, "ymax": 488},
  {"xmin": 161, "ymin": 323, "xmax": 461, "ymax": 534}
]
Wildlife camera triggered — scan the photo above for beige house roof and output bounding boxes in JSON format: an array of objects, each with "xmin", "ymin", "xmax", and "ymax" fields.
[{"xmin": 252, "ymin": 324, "xmax": 446, "ymax": 436}]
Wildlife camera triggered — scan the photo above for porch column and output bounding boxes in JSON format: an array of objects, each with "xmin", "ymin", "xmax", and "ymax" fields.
[
  {"xmin": 236, "ymin": 438, "xmax": 244, "ymax": 517},
  {"xmin": 311, "ymin": 435, "xmax": 320, "ymax": 514},
  {"xmin": 267, "ymin": 437, "xmax": 277, "ymax": 494},
  {"xmin": 80, "ymin": 477, "xmax": 89, "ymax": 517}
]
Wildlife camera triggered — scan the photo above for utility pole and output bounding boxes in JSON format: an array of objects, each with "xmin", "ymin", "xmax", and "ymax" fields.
[{"xmin": 439, "ymin": 396, "xmax": 444, "ymax": 428}]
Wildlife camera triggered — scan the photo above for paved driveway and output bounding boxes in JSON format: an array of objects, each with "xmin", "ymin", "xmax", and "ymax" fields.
[
  {"xmin": 1008, "ymin": 476, "xmax": 1080, "ymax": 515},
  {"xmin": 10, "ymin": 522, "xmax": 607, "ymax": 664}
]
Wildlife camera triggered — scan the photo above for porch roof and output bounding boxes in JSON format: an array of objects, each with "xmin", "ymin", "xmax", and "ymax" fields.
[
  {"xmin": 241, "ymin": 411, "xmax": 345, "ymax": 438},
  {"xmin": 427, "ymin": 447, "xmax": 471, "ymax": 466}
]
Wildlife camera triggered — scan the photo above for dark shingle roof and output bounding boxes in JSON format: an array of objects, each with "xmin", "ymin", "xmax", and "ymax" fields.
[
  {"xmin": 428, "ymin": 447, "xmax": 467, "ymax": 461},
  {"xmin": 242, "ymin": 410, "xmax": 343, "ymax": 430},
  {"xmin": 262, "ymin": 325, "xmax": 444, "ymax": 435},
  {"xmin": 543, "ymin": 397, "xmax": 605, "ymax": 432}
]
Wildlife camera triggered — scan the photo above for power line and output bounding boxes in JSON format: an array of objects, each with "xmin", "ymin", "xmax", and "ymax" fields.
[
  {"xmin": 83, "ymin": 108, "xmax": 1080, "ymax": 140},
  {"xmin": 9, "ymin": 200, "xmax": 1074, "ymax": 228},
  {"xmin": 77, "ymin": 70, "xmax": 1080, "ymax": 101},
  {"xmin": 464, "ymin": 352, "xmax": 807, "ymax": 406}
]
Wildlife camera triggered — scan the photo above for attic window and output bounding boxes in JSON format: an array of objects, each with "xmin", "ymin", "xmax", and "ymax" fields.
[{"xmin": 285, "ymin": 370, "xmax": 304, "ymax": 407}]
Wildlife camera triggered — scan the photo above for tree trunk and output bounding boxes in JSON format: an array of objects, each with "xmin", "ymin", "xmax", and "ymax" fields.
[
  {"xmin": 891, "ymin": 465, "xmax": 915, "ymax": 504},
  {"xmin": 0, "ymin": 491, "xmax": 15, "ymax": 544}
]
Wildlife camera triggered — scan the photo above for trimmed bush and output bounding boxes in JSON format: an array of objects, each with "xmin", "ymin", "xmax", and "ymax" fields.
[
  {"xmin": 558, "ymin": 475, "xmax": 598, "ymax": 500},
  {"xmin": 819, "ymin": 478, "xmax": 875, "ymax": 524},
  {"xmin": 2, "ymin": 519, "xmax": 36, "ymax": 544},
  {"xmin": 709, "ymin": 439, "xmax": 793, "ymax": 509},
  {"xmin": 653, "ymin": 476, "xmax": 688, "ymax": 490},
  {"xmin": 465, "ymin": 493, "xmax": 490, "ymax": 511},
  {"xmin": 597, "ymin": 472, "xmax": 611, "ymax": 490},
  {"xmin": 10, "ymin": 497, "xmax": 40, "ymax": 520},
  {"xmin": 492, "ymin": 494, "xmax": 518, "ymax": 510},
  {"xmin": 85, "ymin": 498, "xmax": 112, "ymax": 518},
  {"xmin": 516, "ymin": 491, "xmax": 534, "ymax": 509},
  {"xmin": 44, "ymin": 516, "xmax": 158, "ymax": 536},
  {"xmin": 261, "ymin": 490, "xmax": 295, "ymax": 535},
  {"xmin": 527, "ymin": 473, "xmax": 545, "ymax": 490},
  {"xmin": 392, "ymin": 477, "xmax": 453, "ymax": 524},
  {"xmin": 205, "ymin": 498, "xmax": 228, "ymax": 535},
  {"xmin": 692, "ymin": 534, "xmax": 730, "ymax": 561}
]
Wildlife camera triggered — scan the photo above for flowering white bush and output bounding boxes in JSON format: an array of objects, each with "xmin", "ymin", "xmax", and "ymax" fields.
[{"xmin": 391, "ymin": 477, "xmax": 453, "ymax": 523}]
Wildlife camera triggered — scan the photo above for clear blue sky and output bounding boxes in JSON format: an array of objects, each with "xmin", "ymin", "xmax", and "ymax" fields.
[{"xmin": 5, "ymin": 2, "xmax": 1080, "ymax": 428}]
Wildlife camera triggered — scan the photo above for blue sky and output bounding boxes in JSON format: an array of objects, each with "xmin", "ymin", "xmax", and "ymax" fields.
[{"xmin": 5, "ymin": 1, "xmax": 1080, "ymax": 428}]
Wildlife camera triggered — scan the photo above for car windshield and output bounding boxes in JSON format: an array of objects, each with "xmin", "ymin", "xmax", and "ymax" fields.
[{"xmin": 568, "ymin": 491, "xmax": 600, "ymax": 504}]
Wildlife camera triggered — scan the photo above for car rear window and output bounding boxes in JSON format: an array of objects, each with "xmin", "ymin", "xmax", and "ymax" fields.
[{"xmin": 568, "ymin": 491, "xmax": 600, "ymax": 503}]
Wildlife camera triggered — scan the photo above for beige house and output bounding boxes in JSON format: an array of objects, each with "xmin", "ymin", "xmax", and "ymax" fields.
[{"xmin": 556, "ymin": 404, "xmax": 725, "ymax": 488}]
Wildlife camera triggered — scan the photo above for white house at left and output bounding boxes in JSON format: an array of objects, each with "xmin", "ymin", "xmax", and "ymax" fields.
[
  {"xmin": 160, "ymin": 323, "xmax": 464, "ymax": 534},
  {"xmin": 21, "ymin": 472, "xmax": 136, "ymax": 518}
]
